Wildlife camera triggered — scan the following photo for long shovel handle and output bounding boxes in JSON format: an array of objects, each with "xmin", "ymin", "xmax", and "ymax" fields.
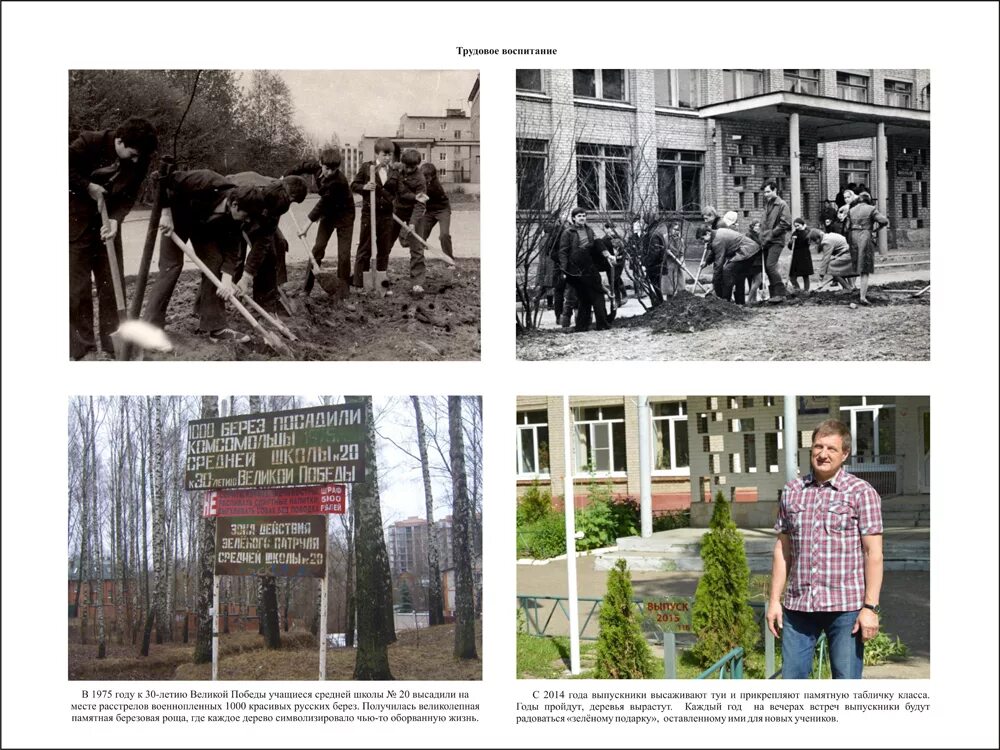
[
  {"xmin": 98, "ymin": 201, "xmax": 128, "ymax": 319},
  {"xmin": 368, "ymin": 165, "xmax": 377, "ymax": 291},
  {"xmin": 286, "ymin": 208, "xmax": 322, "ymax": 274},
  {"xmin": 237, "ymin": 289, "xmax": 297, "ymax": 341},
  {"xmin": 665, "ymin": 248, "xmax": 708, "ymax": 293},
  {"xmin": 168, "ymin": 232, "xmax": 280, "ymax": 350},
  {"xmin": 391, "ymin": 213, "xmax": 456, "ymax": 267}
]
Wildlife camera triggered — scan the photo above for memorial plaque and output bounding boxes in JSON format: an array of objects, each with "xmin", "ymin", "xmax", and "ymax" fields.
[
  {"xmin": 214, "ymin": 515, "xmax": 327, "ymax": 577},
  {"xmin": 185, "ymin": 403, "xmax": 366, "ymax": 490}
]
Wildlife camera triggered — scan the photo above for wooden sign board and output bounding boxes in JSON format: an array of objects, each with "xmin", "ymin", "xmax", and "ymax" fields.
[
  {"xmin": 215, "ymin": 515, "xmax": 327, "ymax": 578},
  {"xmin": 185, "ymin": 403, "xmax": 366, "ymax": 491}
]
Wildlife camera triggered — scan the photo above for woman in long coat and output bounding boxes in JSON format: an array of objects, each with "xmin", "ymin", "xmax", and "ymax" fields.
[{"xmin": 846, "ymin": 191, "xmax": 890, "ymax": 304}]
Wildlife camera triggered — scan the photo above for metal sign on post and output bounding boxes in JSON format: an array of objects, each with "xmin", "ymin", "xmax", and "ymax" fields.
[
  {"xmin": 204, "ymin": 485, "xmax": 346, "ymax": 517},
  {"xmin": 642, "ymin": 596, "xmax": 694, "ymax": 633},
  {"xmin": 214, "ymin": 515, "xmax": 327, "ymax": 578},
  {"xmin": 185, "ymin": 404, "xmax": 367, "ymax": 491}
]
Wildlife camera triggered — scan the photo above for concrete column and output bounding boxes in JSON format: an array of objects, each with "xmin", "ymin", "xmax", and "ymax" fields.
[
  {"xmin": 783, "ymin": 396, "xmax": 798, "ymax": 484},
  {"xmin": 561, "ymin": 396, "xmax": 581, "ymax": 675},
  {"xmin": 877, "ymin": 121, "xmax": 889, "ymax": 255},
  {"xmin": 637, "ymin": 396, "xmax": 653, "ymax": 538},
  {"xmin": 788, "ymin": 113, "xmax": 801, "ymax": 218}
]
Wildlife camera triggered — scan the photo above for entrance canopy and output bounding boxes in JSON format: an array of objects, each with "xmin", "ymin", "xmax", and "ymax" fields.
[{"xmin": 698, "ymin": 91, "xmax": 930, "ymax": 143}]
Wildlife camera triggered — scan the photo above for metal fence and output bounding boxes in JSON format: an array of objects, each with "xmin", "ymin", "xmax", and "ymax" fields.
[{"xmin": 845, "ymin": 454, "xmax": 904, "ymax": 497}]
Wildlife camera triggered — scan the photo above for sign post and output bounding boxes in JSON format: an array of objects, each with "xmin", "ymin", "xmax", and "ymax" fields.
[{"xmin": 189, "ymin": 402, "xmax": 367, "ymax": 682}]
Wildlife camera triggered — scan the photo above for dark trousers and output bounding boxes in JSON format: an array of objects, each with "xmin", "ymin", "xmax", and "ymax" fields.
[
  {"xmin": 416, "ymin": 207, "xmax": 453, "ymax": 258},
  {"xmin": 235, "ymin": 233, "xmax": 284, "ymax": 315},
  {"xmin": 763, "ymin": 241, "xmax": 787, "ymax": 297},
  {"xmin": 144, "ymin": 231, "xmax": 229, "ymax": 332},
  {"xmin": 645, "ymin": 266, "xmax": 664, "ymax": 305},
  {"xmin": 727, "ymin": 257, "xmax": 761, "ymax": 305},
  {"xmin": 353, "ymin": 210, "xmax": 393, "ymax": 286},
  {"xmin": 304, "ymin": 214, "xmax": 354, "ymax": 292},
  {"xmin": 567, "ymin": 274, "xmax": 608, "ymax": 331},
  {"xmin": 388, "ymin": 204, "xmax": 427, "ymax": 284},
  {"xmin": 69, "ymin": 227, "xmax": 124, "ymax": 359},
  {"xmin": 711, "ymin": 265, "xmax": 733, "ymax": 301}
]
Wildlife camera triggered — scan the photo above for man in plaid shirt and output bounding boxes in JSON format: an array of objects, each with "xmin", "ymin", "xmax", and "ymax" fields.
[{"xmin": 766, "ymin": 418, "xmax": 884, "ymax": 678}]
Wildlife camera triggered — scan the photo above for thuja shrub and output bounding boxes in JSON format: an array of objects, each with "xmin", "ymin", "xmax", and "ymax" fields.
[
  {"xmin": 594, "ymin": 559, "xmax": 654, "ymax": 679},
  {"xmin": 691, "ymin": 491, "xmax": 759, "ymax": 666}
]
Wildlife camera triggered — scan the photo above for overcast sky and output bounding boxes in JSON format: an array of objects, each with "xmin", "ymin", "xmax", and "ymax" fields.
[{"xmin": 262, "ymin": 70, "xmax": 479, "ymax": 145}]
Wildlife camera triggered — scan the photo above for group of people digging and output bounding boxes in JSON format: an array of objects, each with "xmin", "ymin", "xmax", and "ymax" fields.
[
  {"xmin": 70, "ymin": 118, "xmax": 455, "ymax": 359},
  {"xmin": 533, "ymin": 179, "xmax": 888, "ymax": 333}
]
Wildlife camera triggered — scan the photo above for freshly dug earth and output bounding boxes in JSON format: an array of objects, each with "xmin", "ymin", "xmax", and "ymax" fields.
[
  {"xmin": 111, "ymin": 258, "xmax": 480, "ymax": 361},
  {"xmin": 70, "ymin": 623, "xmax": 481, "ymax": 681},
  {"xmin": 518, "ymin": 284, "xmax": 929, "ymax": 361}
]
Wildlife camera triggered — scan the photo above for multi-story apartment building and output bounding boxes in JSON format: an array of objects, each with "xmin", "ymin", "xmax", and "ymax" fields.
[
  {"xmin": 360, "ymin": 75, "xmax": 481, "ymax": 185},
  {"xmin": 516, "ymin": 395, "xmax": 929, "ymax": 527},
  {"xmin": 516, "ymin": 69, "xmax": 930, "ymax": 248},
  {"xmin": 385, "ymin": 515, "xmax": 454, "ymax": 581}
]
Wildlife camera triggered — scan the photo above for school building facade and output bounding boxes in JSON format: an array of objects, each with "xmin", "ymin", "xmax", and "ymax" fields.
[
  {"xmin": 516, "ymin": 69, "xmax": 930, "ymax": 247},
  {"xmin": 515, "ymin": 395, "xmax": 930, "ymax": 527},
  {"xmin": 360, "ymin": 75, "xmax": 482, "ymax": 185}
]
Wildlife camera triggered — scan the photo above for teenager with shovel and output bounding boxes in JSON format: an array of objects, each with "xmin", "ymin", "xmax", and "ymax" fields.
[{"xmin": 69, "ymin": 116, "xmax": 158, "ymax": 359}]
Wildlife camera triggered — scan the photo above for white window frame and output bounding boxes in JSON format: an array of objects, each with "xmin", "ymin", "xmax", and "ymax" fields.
[
  {"xmin": 723, "ymin": 69, "xmax": 764, "ymax": 100},
  {"xmin": 653, "ymin": 69, "xmax": 698, "ymax": 108},
  {"xmin": 573, "ymin": 406, "xmax": 627, "ymax": 477},
  {"xmin": 454, "ymin": 130, "xmax": 462, "ymax": 139},
  {"xmin": 839, "ymin": 398, "xmax": 896, "ymax": 464},
  {"xmin": 440, "ymin": 122, "xmax": 448, "ymax": 131},
  {"xmin": 438, "ymin": 152, "xmax": 446, "ymax": 161},
  {"xmin": 576, "ymin": 143, "xmax": 632, "ymax": 212},
  {"xmin": 418, "ymin": 122, "xmax": 426, "ymax": 131},
  {"xmin": 516, "ymin": 410, "xmax": 550, "ymax": 478},
  {"xmin": 836, "ymin": 72, "xmax": 870, "ymax": 103},
  {"xmin": 516, "ymin": 69, "xmax": 546, "ymax": 93},
  {"xmin": 783, "ymin": 69, "xmax": 820, "ymax": 95},
  {"xmin": 884, "ymin": 79, "xmax": 913, "ymax": 108},
  {"xmin": 651, "ymin": 401, "xmax": 690, "ymax": 476},
  {"xmin": 573, "ymin": 69, "xmax": 629, "ymax": 102}
]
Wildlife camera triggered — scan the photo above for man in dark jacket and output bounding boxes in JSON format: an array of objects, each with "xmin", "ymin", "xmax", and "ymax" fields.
[
  {"xmin": 557, "ymin": 208, "xmax": 613, "ymax": 332},
  {"xmin": 143, "ymin": 170, "xmax": 258, "ymax": 343},
  {"xmin": 69, "ymin": 116, "xmax": 157, "ymax": 359},
  {"xmin": 720, "ymin": 227, "xmax": 763, "ymax": 305},
  {"xmin": 350, "ymin": 138, "xmax": 396, "ymax": 289},
  {"xmin": 288, "ymin": 148, "xmax": 356, "ymax": 293},
  {"xmin": 384, "ymin": 148, "xmax": 428, "ymax": 294},
  {"xmin": 700, "ymin": 225, "xmax": 760, "ymax": 303},
  {"xmin": 759, "ymin": 179, "xmax": 792, "ymax": 301}
]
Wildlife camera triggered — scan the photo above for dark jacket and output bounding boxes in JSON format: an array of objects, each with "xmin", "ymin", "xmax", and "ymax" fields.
[
  {"xmin": 385, "ymin": 165, "xmax": 426, "ymax": 208},
  {"xmin": 69, "ymin": 129, "xmax": 150, "ymax": 241},
  {"xmin": 351, "ymin": 161, "xmax": 394, "ymax": 215},
  {"xmin": 287, "ymin": 160, "xmax": 355, "ymax": 224},
  {"xmin": 760, "ymin": 194, "xmax": 792, "ymax": 246},
  {"xmin": 164, "ymin": 169, "xmax": 242, "ymax": 275},
  {"xmin": 706, "ymin": 228, "xmax": 758, "ymax": 272},
  {"xmin": 557, "ymin": 224, "xmax": 603, "ymax": 277},
  {"xmin": 423, "ymin": 174, "xmax": 450, "ymax": 213}
]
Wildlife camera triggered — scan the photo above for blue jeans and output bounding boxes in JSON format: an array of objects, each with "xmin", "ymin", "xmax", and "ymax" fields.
[{"xmin": 781, "ymin": 608, "xmax": 864, "ymax": 679}]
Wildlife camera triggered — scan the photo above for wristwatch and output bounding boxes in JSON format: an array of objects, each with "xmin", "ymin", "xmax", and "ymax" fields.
[{"xmin": 862, "ymin": 603, "xmax": 881, "ymax": 615}]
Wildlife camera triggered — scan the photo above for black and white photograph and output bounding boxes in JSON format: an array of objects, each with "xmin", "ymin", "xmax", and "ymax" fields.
[
  {"xmin": 516, "ymin": 69, "xmax": 931, "ymax": 361},
  {"xmin": 68, "ymin": 69, "xmax": 481, "ymax": 361}
]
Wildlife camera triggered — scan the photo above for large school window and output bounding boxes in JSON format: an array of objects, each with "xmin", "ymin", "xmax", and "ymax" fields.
[
  {"xmin": 743, "ymin": 433, "xmax": 758, "ymax": 473},
  {"xmin": 516, "ymin": 410, "xmax": 550, "ymax": 477},
  {"xmin": 516, "ymin": 138, "xmax": 548, "ymax": 211},
  {"xmin": 884, "ymin": 79, "xmax": 913, "ymax": 108},
  {"xmin": 516, "ymin": 69, "xmax": 544, "ymax": 92},
  {"xmin": 836, "ymin": 72, "xmax": 870, "ymax": 102},
  {"xmin": 577, "ymin": 143, "xmax": 631, "ymax": 212},
  {"xmin": 573, "ymin": 69, "xmax": 627, "ymax": 101},
  {"xmin": 839, "ymin": 159, "xmax": 871, "ymax": 189},
  {"xmin": 657, "ymin": 150, "xmax": 704, "ymax": 212},
  {"xmin": 653, "ymin": 69, "xmax": 698, "ymax": 108},
  {"xmin": 574, "ymin": 405, "xmax": 627, "ymax": 474},
  {"xmin": 723, "ymin": 69, "xmax": 764, "ymax": 100},
  {"xmin": 784, "ymin": 69, "xmax": 820, "ymax": 95},
  {"xmin": 652, "ymin": 401, "xmax": 689, "ymax": 474}
]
